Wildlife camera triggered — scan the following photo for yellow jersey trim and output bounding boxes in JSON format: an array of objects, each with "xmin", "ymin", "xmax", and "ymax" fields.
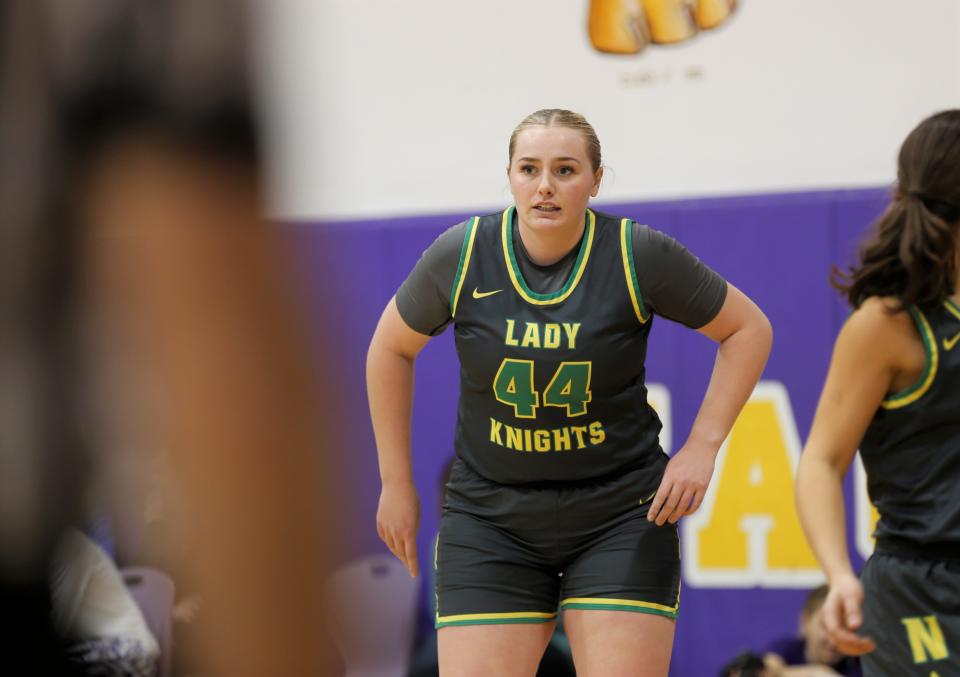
[
  {"xmin": 944, "ymin": 298, "xmax": 960, "ymax": 321},
  {"xmin": 501, "ymin": 207, "xmax": 595, "ymax": 306},
  {"xmin": 620, "ymin": 218, "xmax": 649, "ymax": 324},
  {"xmin": 450, "ymin": 217, "xmax": 480, "ymax": 317},
  {"xmin": 436, "ymin": 610, "xmax": 557, "ymax": 624},
  {"xmin": 881, "ymin": 308, "xmax": 938, "ymax": 409},
  {"xmin": 560, "ymin": 596, "xmax": 678, "ymax": 614}
]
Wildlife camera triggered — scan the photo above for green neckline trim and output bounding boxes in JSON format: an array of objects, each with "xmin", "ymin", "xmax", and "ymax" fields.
[
  {"xmin": 882, "ymin": 306, "xmax": 934, "ymax": 406},
  {"xmin": 504, "ymin": 206, "xmax": 593, "ymax": 301}
]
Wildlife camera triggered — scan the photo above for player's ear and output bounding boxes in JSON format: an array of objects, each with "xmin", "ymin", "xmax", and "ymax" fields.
[{"xmin": 591, "ymin": 166, "xmax": 604, "ymax": 197}]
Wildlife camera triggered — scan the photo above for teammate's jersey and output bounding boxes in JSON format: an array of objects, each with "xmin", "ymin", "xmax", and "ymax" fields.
[
  {"xmin": 860, "ymin": 299, "xmax": 960, "ymax": 550},
  {"xmin": 450, "ymin": 206, "xmax": 665, "ymax": 487}
]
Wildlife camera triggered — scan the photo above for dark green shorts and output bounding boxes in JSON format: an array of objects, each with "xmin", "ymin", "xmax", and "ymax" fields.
[
  {"xmin": 434, "ymin": 459, "xmax": 680, "ymax": 629},
  {"xmin": 860, "ymin": 552, "xmax": 960, "ymax": 676}
]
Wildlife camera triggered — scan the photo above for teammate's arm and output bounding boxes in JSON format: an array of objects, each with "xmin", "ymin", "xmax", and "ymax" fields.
[
  {"xmin": 648, "ymin": 283, "xmax": 772, "ymax": 525},
  {"xmin": 795, "ymin": 299, "xmax": 913, "ymax": 656},
  {"xmin": 367, "ymin": 297, "xmax": 432, "ymax": 577}
]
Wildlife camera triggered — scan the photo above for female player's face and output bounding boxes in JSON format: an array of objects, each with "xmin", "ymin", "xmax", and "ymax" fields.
[{"xmin": 508, "ymin": 126, "xmax": 602, "ymax": 234}]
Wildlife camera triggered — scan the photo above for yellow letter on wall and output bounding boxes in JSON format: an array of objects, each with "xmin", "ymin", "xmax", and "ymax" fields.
[
  {"xmin": 683, "ymin": 381, "xmax": 823, "ymax": 587},
  {"xmin": 855, "ymin": 453, "xmax": 880, "ymax": 560},
  {"xmin": 646, "ymin": 383, "xmax": 671, "ymax": 455}
]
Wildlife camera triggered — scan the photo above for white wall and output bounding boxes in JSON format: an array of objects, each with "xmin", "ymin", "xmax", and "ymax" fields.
[{"xmin": 255, "ymin": 0, "xmax": 960, "ymax": 220}]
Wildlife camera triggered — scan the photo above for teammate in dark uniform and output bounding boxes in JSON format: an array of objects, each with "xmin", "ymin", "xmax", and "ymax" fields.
[
  {"xmin": 367, "ymin": 109, "xmax": 772, "ymax": 676},
  {"xmin": 796, "ymin": 110, "xmax": 960, "ymax": 677}
]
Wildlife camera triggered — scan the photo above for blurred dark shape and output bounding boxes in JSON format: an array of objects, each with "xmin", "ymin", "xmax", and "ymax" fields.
[
  {"xmin": 720, "ymin": 650, "xmax": 768, "ymax": 677},
  {"xmin": 1, "ymin": 1, "xmax": 336, "ymax": 674}
]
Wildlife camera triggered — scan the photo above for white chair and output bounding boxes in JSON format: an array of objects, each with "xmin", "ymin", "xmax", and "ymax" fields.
[
  {"xmin": 324, "ymin": 553, "xmax": 419, "ymax": 677},
  {"xmin": 122, "ymin": 566, "xmax": 175, "ymax": 677}
]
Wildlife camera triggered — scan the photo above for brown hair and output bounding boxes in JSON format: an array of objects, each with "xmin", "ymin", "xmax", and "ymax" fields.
[
  {"xmin": 833, "ymin": 110, "xmax": 960, "ymax": 310},
  {"xmin": 508, "ymin": 109, "xmax": 602, "ymax": 173},
  {"xmin": 801, "ymin": 585, "xmax": 829, "ymax": 619}
]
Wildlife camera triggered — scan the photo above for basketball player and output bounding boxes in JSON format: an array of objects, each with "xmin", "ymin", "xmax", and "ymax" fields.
[
  {"xmin": 796, "ymin": 110, "xmax": 960, "ymax": 676},
  {"xmin": 367, "ymin": 109, "xmax": 772, "ymax": 676}
]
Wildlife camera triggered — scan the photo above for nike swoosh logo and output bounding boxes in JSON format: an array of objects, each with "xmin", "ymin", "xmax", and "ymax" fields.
[
  {"xmin": 472, "ymin": 288, "xmax": 503, "ymax": 299},
  {"xmin": 944, "ymin": 331, "xmax": 960, "ymax": 351}
]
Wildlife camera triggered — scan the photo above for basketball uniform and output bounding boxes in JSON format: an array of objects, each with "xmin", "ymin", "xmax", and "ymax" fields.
[
  {"xmin": 858, "ymin": 299, "xmax": 960, "ymax": 676},
  {"xmin": 397, "ymin": 207, "xmax": 726, "ymax": 628}
]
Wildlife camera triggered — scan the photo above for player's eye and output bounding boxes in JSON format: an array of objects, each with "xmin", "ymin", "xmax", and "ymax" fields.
[
  {"xmin": 556, "ymin": 166, "xmax": 575, "ymax": 176},
  {"xmin": 519, "ymin": 164, "xmax": 537, "ymax": 175}
]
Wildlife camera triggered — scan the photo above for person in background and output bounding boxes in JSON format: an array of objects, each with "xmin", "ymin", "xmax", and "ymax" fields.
[
  {"xmin": 52, "ymin": 530, "xmax": 160, "ymax": 677},
  {"xmin": 761, "ymin": 585, "xmax": 862, "ymax": 676}
]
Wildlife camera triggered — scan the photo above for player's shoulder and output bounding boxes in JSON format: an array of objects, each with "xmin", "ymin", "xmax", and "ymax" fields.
[
  {"xmin": 418, "ymin": 219, "xmax": 475, "ymax": 273},
  {"xmin": 847, "ymin": 296, "xmax": 914, "ymax": 332},
  {"xmin": 443, "ymin": 208, "xmax": 506, "ymax": 241},
  {"xmin": 588, "ymin": 208, "xmax": 628, "ymax": 225},
  {"xmin": 586, "ymin": 210, "xmax": 669, "ymax": 244},
  {"xmin": 427, "ymin": 220, "xmax": 467, "ymax": 252},
  {"xmin": 840, "ymin": 296, "xmax": 919, "ymax": 358},
  {"xmin": 428, "ymin": 210, "xmax": 507, "ymax": 261},
  {"xmin": 476, "ymin": 208, "xmax": 509, "ymax": 226},
  {"xmin": 621, "ymin": 220, "xmax": 688, "ymax": 266}
]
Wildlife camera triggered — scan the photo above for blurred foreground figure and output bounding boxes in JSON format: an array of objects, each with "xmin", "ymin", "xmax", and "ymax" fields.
[{"xmin": 0, "ymin": 1, "xmax": 336, "ymax": 674}]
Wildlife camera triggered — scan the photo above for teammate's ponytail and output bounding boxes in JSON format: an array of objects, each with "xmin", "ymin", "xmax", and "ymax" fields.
[{"xmin": 833, "ymin": 110, "xmax": 960, "ymax": 310}]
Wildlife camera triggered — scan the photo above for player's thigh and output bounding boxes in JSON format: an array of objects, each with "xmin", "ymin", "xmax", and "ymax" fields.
[
  {"xmin": 564, "ymin": 609, "xmax": 675, "ymax": 677},
  {"xmin": 436, "ymin": 508, "xmax": 561, "ymax": 625},
  {"xmin": 437, "ymin": 621, "xmax": 556, "ymax": 677},
  {"xmin": 559, "ymin": 514, "xmax": 681, "ymax": 618}
]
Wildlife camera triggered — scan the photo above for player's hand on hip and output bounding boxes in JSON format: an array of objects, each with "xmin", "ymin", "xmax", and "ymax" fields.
[
  {"xmin": 647, "ymin": 441, "xmax": 715, "ymax": 526},
  {"xmin": 821, "ymin": 574, "xmax": 876, "ymax": 656},
  {"xmin": 376, "ymin": 480, "xmax": 420, "ymax": 577}
]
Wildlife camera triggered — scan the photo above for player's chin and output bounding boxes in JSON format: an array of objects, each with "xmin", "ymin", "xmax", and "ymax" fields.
[{"xmin": 526, "ymin": 208, "xmax": 573, "ymax": 231}]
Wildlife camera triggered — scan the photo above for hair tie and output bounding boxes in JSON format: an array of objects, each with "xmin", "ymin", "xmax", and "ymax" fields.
[{"xmin": 906, "ymin": 191, "xmax": 960, "ymax": 221}]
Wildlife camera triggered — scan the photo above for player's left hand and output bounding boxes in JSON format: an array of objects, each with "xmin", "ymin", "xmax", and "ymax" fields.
[
  {"xmin": 821, "ymin": 574, "xmax": 876, "ymax": 656},
  {"xmin": 647, "ymin": 441, "xmax": 715, "ymax": 526}
]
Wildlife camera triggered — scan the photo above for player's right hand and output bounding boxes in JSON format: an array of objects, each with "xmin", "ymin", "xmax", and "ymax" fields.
[
  {"xmin": 376, "ymin": 480, "xmax": 420, "ymax": 578},
  {"xmin": 821, "ymin": 574, "xmax": 876, "ymax": 656}
]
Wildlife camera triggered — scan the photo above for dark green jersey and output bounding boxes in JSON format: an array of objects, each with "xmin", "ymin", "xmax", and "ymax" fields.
[
  {"xmin": 860, "ymin": 299, "xmax": 960, "ymax": 550},
  {"xmin": 450, "ymin": 207, "xmax": 667, "ymax": 487}
]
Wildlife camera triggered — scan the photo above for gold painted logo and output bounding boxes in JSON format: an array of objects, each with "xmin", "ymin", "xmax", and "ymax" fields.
[{"xmin": 588, "ymin": 0, "xmax": 737, "ymax": 55}]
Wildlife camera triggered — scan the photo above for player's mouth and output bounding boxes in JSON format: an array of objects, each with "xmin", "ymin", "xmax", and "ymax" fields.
[{"xmin": 534, "ymin": 203, "xmax": 560, "ymax": 213}]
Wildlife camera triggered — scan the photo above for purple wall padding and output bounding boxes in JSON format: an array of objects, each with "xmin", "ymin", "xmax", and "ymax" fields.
[{"xmin": 286, "ymin": 187, "xmax": 890, "ymax": 676}]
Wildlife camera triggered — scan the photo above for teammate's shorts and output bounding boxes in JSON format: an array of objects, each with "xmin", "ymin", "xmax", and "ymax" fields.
[
  {"xmin": 859, "ymin": 550, "xmax": 960, "ymax": 676},
  {"xmin": 434, "ymin": 458, "xmax": 680, "ymax": 629}
]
